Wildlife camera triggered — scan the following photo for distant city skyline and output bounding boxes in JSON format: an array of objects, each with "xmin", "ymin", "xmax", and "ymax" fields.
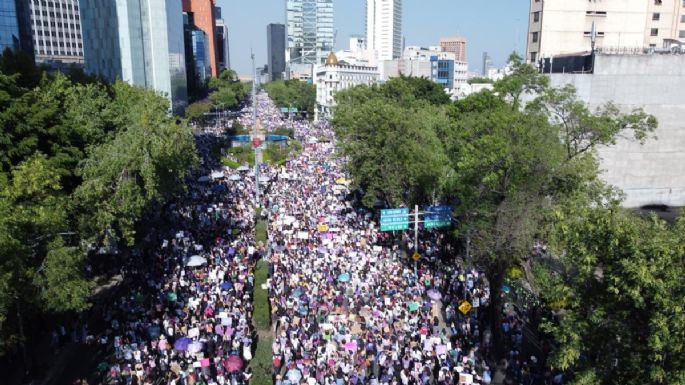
[{"xmin": 218, "ymin": 0, "xmax": 528, "ymax": 76}]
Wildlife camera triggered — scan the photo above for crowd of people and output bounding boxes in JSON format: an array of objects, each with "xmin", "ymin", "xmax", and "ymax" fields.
[
  {"xmin": 69, "ymin": 91, "xmax": 551, "ymax": 385},
  {"xmin": 248, "ymin": 94, "xmax": 499, "ymax": 385}
]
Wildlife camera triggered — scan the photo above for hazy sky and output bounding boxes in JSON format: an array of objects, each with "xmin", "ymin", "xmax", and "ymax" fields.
[{"xmin": 217, "ymin": 0, "xmax": 529, "ymax": 76}]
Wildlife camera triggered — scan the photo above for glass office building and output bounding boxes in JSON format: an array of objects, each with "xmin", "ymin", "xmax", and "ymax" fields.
[
  {"xmin": 191, "ymin": 29, "xmax": 210, "ymax": 82},
  {"xmin": 0, "ymin": 1, "xmax": 21, "ymax": 52},
  {"xmin": 80, "ymin": 0, "xmax": 188, "ymax": 114},
  {"xmin": 286, "ymin": 0, "xmax": 334, "ymax": 65}
]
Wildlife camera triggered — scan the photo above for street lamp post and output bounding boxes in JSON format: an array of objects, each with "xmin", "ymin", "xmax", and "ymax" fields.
[{"xmin": 252, "ymin": 51, "xmax": 260, "ymax": 209}]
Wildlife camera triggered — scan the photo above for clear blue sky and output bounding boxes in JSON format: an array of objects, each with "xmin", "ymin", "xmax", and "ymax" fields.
[{"xmin": 217, "ymin": 0, "xmax": 529, "ymax": 76}]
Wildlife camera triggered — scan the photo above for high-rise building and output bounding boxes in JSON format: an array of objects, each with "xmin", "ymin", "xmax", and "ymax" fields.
[
  {"xmin": 267, "ymin": 23, "xmax": 286, "ymax": 81},
  {"xmin": 182, "ymin": 0, "xmax": 218, "ymax": 77},
  {"xmin": 286, "ymin": 0, "xmax": 334, "ymax": 66},
  {"xmin": 27, "ymin": 0, "xmax": 83, "ymax": 65},
  {"xmin": 366, "ymin": 0, "xmax": 402, "ymax": 61},
  {"xmin": 80, "ymin": 0, "xmax": 187, "ymax": 114},
  {"xmin": 215, "ymin": 8, "xmax": 229, "ymax": 71},
  {"xmin": 440, "ymin": 36, "xmax": 466, "ymax": 62},
  {"xmin": 0, "ymin": 0, "xmax": 33, "ymax": 56},
  {"xmin": 527, "ymin": 0, "xmax": 685, "ymax": 63},
  {"xmin": 482, "ymin": 52, "xmax": 493, "ymax": 76}
]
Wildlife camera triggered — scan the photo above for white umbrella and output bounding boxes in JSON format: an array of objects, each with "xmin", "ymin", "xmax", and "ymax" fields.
[
  {"xmin": 211, "ymin": 171, "xmax": 225, "ymax": 179},
  {"xmin": 186, "ymin": 255, "xmax": 207, "ymax": 267},
  {"xmin": 228, "ymin": 174, "xmax": 241, "ymax": 181},
  {"xmin": 258, "ymin": 176, "xmax": 270, "ymax": 183},
  {"xmin": 237, "ymin": 165, "xmax": 250, "ymax": 172}
]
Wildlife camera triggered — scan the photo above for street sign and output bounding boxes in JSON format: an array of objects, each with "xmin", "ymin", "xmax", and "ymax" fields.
[
  {"xmin": 425, "ymin": 205, "xmax": 452, "ymax": 229},
  {"xmin": 380, "ymin": 208, "xmax": 409, "ymax": 232},
  {"xmin": 412, "ymin": 252, "xmax": 421, "ymax": 262},
  {"xmin": 458, "ymin": 300, "xmax": 472, "ymax": 315}
]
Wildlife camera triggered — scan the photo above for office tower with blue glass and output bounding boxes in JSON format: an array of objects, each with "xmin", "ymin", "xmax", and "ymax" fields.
[
  {"xmin": 80, "ymin": 0, "xmax": 188, "ymax": 114},
  {"xmin": 0, "ymin": 0, "xmax": 33, "ymax": 56}
]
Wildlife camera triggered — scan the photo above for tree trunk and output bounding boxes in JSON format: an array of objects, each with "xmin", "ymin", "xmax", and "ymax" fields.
[{"xmin": 487, "ymin": 265, "xmax": 507, "ymax": 361}]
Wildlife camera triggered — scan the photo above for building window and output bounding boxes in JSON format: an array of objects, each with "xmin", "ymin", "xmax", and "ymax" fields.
[
  {"xmin": 531, "ymin": 32, "xmax": 539, "ymax": 43},
  {"xmin": 533, "ymin": 12, "xmax": 540, "ymax": 22},
  {"xmin": 651, "ymin": 28, "xmax": 659, "ymax": 36},
  {"xmin": 681, "ymin": 15, "xmax": 685, "ymax": 22},
  {"xmin": 654, "ymin": 0, "xmax": 662, "ymax": 4},
  {"xmin": 680, "ymin": 30, "xmax": 685, "ymax": 38},
  {"xmin": 653, "ymin": 13, "xmax": 660, "ymax": 21},
  {"xmin": 530, "ymin": 52, "xmax": 537, "ymax": 62}
]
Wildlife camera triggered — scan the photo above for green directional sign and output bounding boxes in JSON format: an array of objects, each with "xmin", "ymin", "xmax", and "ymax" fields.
[
  {"xmin": 380, "ymin": 208, "xmax": 409, "ymax": 232},
  {"xmin": 424, "ymin": 220, "xmax": 451, "ymax": 229}
]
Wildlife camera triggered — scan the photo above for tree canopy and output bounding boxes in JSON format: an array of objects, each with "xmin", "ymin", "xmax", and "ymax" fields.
[
  {"xmin": 263, "ymin": 79, "xmax": 316, "ymax": 118},
  {"xmin": 0, "ymin": 51, "xmax": 198, "ymax": 360}
]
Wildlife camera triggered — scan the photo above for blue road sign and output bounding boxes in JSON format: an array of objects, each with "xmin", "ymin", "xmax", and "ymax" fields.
[
  {"xmin": 380, "ymin": 208, "xmax": 410, "ymax": 231},
  {"xmin": 425, "ymin": 205, "xmax": 451, "ymax": 229}
]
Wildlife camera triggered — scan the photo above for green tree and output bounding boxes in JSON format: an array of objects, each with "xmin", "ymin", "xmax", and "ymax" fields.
[
  {"xmin": 526, "ymin": 84, "xmax": 657, "ymax": 160},
  {"xmin": 264, "ymin": 79, "xmax": 316, "ymax": 118},
  {"xmin": 333, "ymin": 77, "xmax": 452, "ymax": 207},
  {"xmin": 536, "ymin": 206, "xmax": 685, "ymax": 385},
  {"xmin": 74, "ymin": 82, "xmax": 198, "ymax": 246}
]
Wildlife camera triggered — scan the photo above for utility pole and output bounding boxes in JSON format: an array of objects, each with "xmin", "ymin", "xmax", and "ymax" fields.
[{"xmin": 252, "ymin": 50, "xmax": 260, "ymax": 209}]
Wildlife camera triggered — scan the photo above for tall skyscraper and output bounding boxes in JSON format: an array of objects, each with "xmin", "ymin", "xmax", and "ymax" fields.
[
  {"xmin": 0, "ymin": 0, "xmax": 33, "ymax": 56},
  {"xmin": 440, "ymin": 37, "xmax": 466, "ymax": 62},
  {"xmin": 286, "ymin": 0, "xmax": 334, "ymax": 66},
  {"xmin": 482, "ymin": 52, "xmax": 492, "ymax": 76},
  {"xmin": 215, "ymin": 7, "xmax": 229, "ymax": 71},
  {"xmin": 27, "ymin": 0, "xmax": 83, "ymax": 65},
  {"xmin": 182, "ymin": 0, "xmax": 218, "ymax": 77},
  {"xmin": 80, "ymin": 0, "xmax": 188, "ymax": 114},
  {"xmin": 267, "ymin": 23, "xmax": 285, "ymax": 81},
  {"xmin": 366, "ymin": 0, "xmax": 402, "ymax": 61}
]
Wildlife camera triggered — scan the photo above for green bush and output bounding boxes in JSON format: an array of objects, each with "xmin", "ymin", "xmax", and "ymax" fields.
[
  {"xmin": 250, "ymin": 334, "xmax": 273, "ymax": 385},
  {"xmin": 222, "ymin": 158, "xmax": 240, "ymax": 169},
  {"xmin": 228, "ymin": 146, "xmax": 255, "ymax": 166}
]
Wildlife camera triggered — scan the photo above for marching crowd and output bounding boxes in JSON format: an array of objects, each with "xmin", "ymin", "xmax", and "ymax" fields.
[{"xmin": 71, "ymin": 92, "xmax": 551, "ymax": 385}]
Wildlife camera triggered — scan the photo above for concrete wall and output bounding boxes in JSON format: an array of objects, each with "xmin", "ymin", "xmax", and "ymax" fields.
[{"xmin": 550, "ymin": 54, "xmax": 685, "ymax": 208}]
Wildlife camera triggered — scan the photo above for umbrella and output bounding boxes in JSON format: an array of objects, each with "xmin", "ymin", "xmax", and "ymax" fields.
[
  {"xmin": 223, "ymin": 355, "xmax": 243, "ymax": 373},
  {"xmin": 408, "ymin": 302, "xmax": 420, "ymax": 312},
  {"xmin": 211, "ymin": 184, "xmax": 227, "ymax": 193},
  {"xmin": 188, "ymin": 341, "xmax": 204, "ymax": 353},
  {"xmin": 228, "ymin": 174, "xmax": 242, "ymax": 181},
  {"xmin": 167, "ymin": 292, "xmax": 177, "ymax": 302},
  {"xmin": 174, "ymin": 337, "xmax": 192, "ymax": 351},
  {"xmin": 211, "ymin": 171, "xmax": 225, "ymax": 179},
  {"xmin": 221, "ymin": 281, "xmax": 233, "ymax": 290},
  {"xmin": 501, "ymin": 285, "xmax": 511, "ymax": 294},
  {"xmin": 335, "ymin": 178, "xmax": 351, "ymax": 186},
  {"xmin": 198, "ymin": 176, "xmax": 210, "ymax": 183},
  {"xmin": 286, "ymin": 368, "xmax": 302, "ymax": 383},
  {"xmin": 259, "ymin": 176, "xmax": 270, "ymax": 183},
  {"xmin": 338, "ymin": 273, "xmax": 351, "ymax": 282},
  {"xmin": 427, "ymin": 289, "xmax": 442, "ymax": 300},
  {"xmin": 186, "ymin": 255, "xmax": 207, "ymax": 267},
  {"xmin": 237, "ymin": 165, "xmax": 250, "ymax": 172}
]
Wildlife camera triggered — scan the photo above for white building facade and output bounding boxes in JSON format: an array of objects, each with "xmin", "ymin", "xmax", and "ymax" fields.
[
  {"xmin": 366, "ymin": 0, "xmax": 402, "ymax": 62},
  {"xmin": 527, "ymin": 0, "xmax": 685, "ymax": 63},
  {"xmin": 28, "ymin": 0, "xmax": 83, "ymax": 65},
  {"xmin": 315, "ymin": 52, "xmax": 379, "ymax": 121}
]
